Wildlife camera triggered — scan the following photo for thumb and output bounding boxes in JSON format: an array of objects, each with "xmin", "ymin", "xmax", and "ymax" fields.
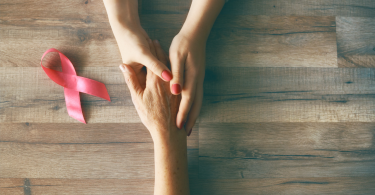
[
  {"xmin": 139, "ymin": 51, "xmax": 173, "ymax": 82},
  {"xmin": 119, "ymin": 64, "xmax": 142, "ymax": 97}
]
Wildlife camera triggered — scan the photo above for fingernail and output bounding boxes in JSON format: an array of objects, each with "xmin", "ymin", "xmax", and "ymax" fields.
[
  {"xmin": 162, "ymin": 70, "xmax": 172, "ymax": 81},
  {"xmin": 188, "ymin": 129, "xmax": 192, "ymax": 136},
  {"xmin": 119, "ymin": 64, "xmax": 126, "ymax": 72},
  {"xmin": 172, "ymin": 84, "xmax": 181, "ymax": 94},
  {"xmin": 154, "ymin": 39, "xmax": 159, "ymax": 44},
  {"xmin": 179, "ymin": 121, "xmax": 185, "ymax": 129}
]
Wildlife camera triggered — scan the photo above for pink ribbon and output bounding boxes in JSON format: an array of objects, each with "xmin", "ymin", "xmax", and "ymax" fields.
[{"xmin": 41, "ymin": 48, "xmax": 110, "ymax": 123}]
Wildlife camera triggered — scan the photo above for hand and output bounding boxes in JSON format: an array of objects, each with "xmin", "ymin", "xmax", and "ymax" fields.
[
  {"xmin": 104, "ymin": 0, "xmax": 173, "ymax": 83},
  {"xmin": 169, "ymin": 32, "xmax": 206, "ymax": 136},
  {"xmin": 120, "ymin": 40, "xmax": 182, "ymax": 138}
]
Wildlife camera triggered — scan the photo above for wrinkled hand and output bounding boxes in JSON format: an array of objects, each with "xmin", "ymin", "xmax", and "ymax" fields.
[
  {"xmin": 120, "ymin": 40, "xmax": 182, "ymax": 138},
  {"xmin": 169, "ymin": 32, "xmax": 206, "ymax": 136}
]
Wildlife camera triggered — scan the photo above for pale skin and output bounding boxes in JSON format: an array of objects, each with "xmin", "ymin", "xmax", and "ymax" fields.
[
  {"xmin": 103, "ymin": 0, "xmax": 225, "ymax": 194},
  {"xmin": 103, "ymin": 0, "xmax": 225, "ymax": 135},
  {"xmin": 120, "ymin": 41, "xmax": 190, "ymax": 195}
]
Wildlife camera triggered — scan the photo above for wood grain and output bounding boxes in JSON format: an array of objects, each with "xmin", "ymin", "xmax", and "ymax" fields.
[
  {"xmin": 2, "ymin": 67, "xmax": 375, "ymax": 123},
  {"xmin": 142, "ymin": 0, "xmax": 375, "ymax": 17},
  {"xmin": 336, "ymin": 17, "xmax": 375, "ymax": 67},
  {"xmin": 4, "ymin": 177, "xmax": 374, "ymax": 195},
  {"xmin": 199, "ymin": 123, "xmax": 375, "ymax": 178},
  {"xmin": 191, "ymin": 177, "xmax": 375, "ymax": 195},
  {"xmin": 201, "ymin": 67, "xmax": 375, "ymax": 122},
  {"xmin": 0, "ymin": 178, "xmax": 24, "ymax": 195},
  {"xmin": 0, "ymin": 123, "xmax": 198, "ymax": 178},
  {"xmin": 27, "ymin": 178, "xmax": 154, "ymax": 195},
  {"xmin": 206, "ymin": 15, "xmax": 337, "ymax": 67},
  {"xmin": 0, "ymin": 28, "xmax": 122, "ymax": 68},
  {"xmin": 1, "ymin": 15, "xmax": 337, "ymax": 68},
  {"xmin": 2, "ymin": 0, "xmax": 375, "ymax": 194},
  {"xmin": 0, "ymin": 0, "xmax": 109, "ymax": 28}
]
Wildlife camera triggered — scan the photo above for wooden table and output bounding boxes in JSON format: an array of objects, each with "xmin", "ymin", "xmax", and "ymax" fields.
[{"xmin": 1, "ymin": 0, "xmax": 375, "ymax": 194}]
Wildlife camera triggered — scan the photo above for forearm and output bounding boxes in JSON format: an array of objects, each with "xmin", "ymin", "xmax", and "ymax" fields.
[
  {"xmin": 152, "ymin": 129, "xmax": 190, "ymax": 195},
  {"xmin": 103, "ymin": 0, "xmax": 149, "ymax": 65},
  {"xmin": 103, "ymin": 0, "xmax": 140, "ymax": 27},
  {"xmin": 180, "ymin": 0, "xmax": 225, "ymax": 42}
]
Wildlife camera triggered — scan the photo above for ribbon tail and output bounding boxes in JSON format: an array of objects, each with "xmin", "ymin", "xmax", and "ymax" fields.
[
  {"xmin": 64, "ymin": 88, "xmax": 86, "ymax": 124},
  {"xmin": 76, "ymin": 76, "xmax": 111, "ymax": 101}
]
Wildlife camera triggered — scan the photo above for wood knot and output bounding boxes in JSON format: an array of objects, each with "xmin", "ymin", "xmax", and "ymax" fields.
[
  {"xmin": 83, "ymin": 16, "xmax": 91, "ymax": 24},
  {"xmin": 98, "ymin": 34, "xmax": 104, "ymax": 40},
  {"xmin": 77, "ymin": 29, "xmax": 89, "ymax": 43},
  {"xmin": 52, "ymin": 105, "xmax": 61, "ymax": 111}
]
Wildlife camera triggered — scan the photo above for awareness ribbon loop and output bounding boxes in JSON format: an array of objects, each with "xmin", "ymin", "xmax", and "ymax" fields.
[{"xmin": 41, "ymin": 48, "xmax": 110, "ymax": 123}]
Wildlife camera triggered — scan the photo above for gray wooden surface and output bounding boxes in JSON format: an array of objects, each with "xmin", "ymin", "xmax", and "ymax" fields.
[{"xmin": 1, "ymin": 0, "xmax": 375, "ymax": 194}]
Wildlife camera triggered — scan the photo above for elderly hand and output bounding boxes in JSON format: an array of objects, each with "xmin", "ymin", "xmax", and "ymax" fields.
[{"xmin": 120, "ymin": 40, "xmax": 183, "ymax": 138}]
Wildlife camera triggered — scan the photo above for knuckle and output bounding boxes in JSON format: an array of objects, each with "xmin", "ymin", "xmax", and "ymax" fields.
[
  {"xmin": 126, "ymin": 77, "xmax": 132, "ymax": 85},
  {"xmin": 183, "ymin": 94, "xmax": 194, "ymax": 103},
  {"xmin": 188, "ymin": 67, "xmax": 199, "ymax": 77},
  {"xmin": 170, "ymin": 51, "xmax": 182, "ymax": 60},
  {"xmin": 148, "ymin": 61, "xmax": 159, "ymax": 70},
  {"xmin": 172, "ymin": 69, "xmax": 183, "ymax": 77}
]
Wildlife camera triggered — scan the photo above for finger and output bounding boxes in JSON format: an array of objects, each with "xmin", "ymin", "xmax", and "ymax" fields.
[
  {"xmin": 185, "ymin": 81, "xmax": 203, "ymax": 136},
  {"xmin": 176, "ymin": 67, "xmax": 198, "ymax": 129},
  {"xmin": 139, "ymin": 45, "xmax": 173, "ymax": 82},
  {"xmin": 169, "ymin": 51, "xmax": 186, "ymax": 95},
  {"xmin": 119, "ymin": 64, "xmax": 143, "ymax": 97},
  {"xmin": 146, "ymin": 66, "xmax": 158, "ymax": 86}
]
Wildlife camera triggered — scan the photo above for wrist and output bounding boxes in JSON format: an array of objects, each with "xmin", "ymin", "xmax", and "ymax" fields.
[
  {"xmin": 104, "ymin": 0, "xmax": 141, "ymax": 29},
  {"xmin": 179, "ymin": 23, "xmax": 209, "ymax": 43},
  {"xmin": 151, "ymin": 126, "xmax": 187, "ymax": 145}
]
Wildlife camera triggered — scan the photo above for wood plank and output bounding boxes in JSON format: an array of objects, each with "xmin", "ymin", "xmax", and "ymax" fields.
[
  {"xmin": 142, "ymin": 15, "xmax": 338, "ymax": 67},
  {"xmin": 2, "ymin": 67, "xmax": 375, "ymax": 123},
  {"xmin": 0, "ymin": 67, "xmax": 133, "ymax": 123},
  {"xmin": 0, "ymin": 178, "xmax": 24, "ymax": 195},
  {"xmin": 0, "ymin": 123, "xmax": 198, "ymax": 178},
  {"xmin": 206, "ymin": 15, "xmax": 337, "ymax": 67},
  {"xmin": 336, "ymin": 17, "xmax": 375, "ymax": 68},
  {"xmin": 142, "ymin": 0, "xmax": 375, "ymax": 17},
  {"xmin": 199, "ymin": 123, "xmax": 375, "ymax": 178},
  {"xmin": 191, "ymin": 177, "xmax": 375, "ymax": 195},
  {"xmin": 3, "ymin": 177, "xmax": 374, "ymax": 195},
  {"xmin": 201, "ymin": 67, "xmax": 375, "ymax": 122},
  {"xmin": 0, "ymin": 28, "xmax": 122, "ymax": 67},
  {"xmin": 1, "ymin": 15, "xmax": 337, "ymax": 68},
  {"xmin": 3, "ymin": 0, "xmax": 374, "ymax": 24},
  {"xmin": 0, "ymin": 0, "xmax": 109, "ymax": 28},
  {"xmin": 29, "ymin": 178, "xmax": 154, "ymax": 195}
]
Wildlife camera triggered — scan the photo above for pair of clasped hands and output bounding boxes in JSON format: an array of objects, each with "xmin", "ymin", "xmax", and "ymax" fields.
[
  {"xmin": 116, "ymin": 20, "xmax": 202, "ymax": 137},
  {"xmin": 104, "ymin": 0, "xmax": 225, "ymax": 137},
  {"xmin": 104, "ymin": 0, "xmax": 225, "ymax": 194},
  {"xmin": 119, "ymin": 34, "xmax": 203, "ymax": 137}
]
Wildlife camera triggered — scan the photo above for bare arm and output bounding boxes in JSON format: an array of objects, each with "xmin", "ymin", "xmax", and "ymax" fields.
[
  {"xmin": 119, "ymin": 40, "xmax": 190, "ymax": 195},
  {"xmin": 180, "ymin": 0, "xmax": 226, "ymax": 42},
  {"xmin": 153, "ymin": 127, "xmax": 189, "ymax": 195},
  {"xmin": 103, "ymin": 0, "xmax": 173, "ymax": 82},
  {"xmin": 169, "ymin": 0, "xmax": 225, "ymax": 135}
]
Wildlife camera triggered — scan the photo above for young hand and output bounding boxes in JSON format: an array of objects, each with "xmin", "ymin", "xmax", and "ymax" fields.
[
  {"xmin": 168, "ymin": 0, "xmax": 225, "ymax": 136},
  {"xmin": 169, "ymin": 32, "xmax": 206, "ymax": 136},
  {"xmin": 104, "ymin": 0, "xmax": 173, "ymax": 83}
]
